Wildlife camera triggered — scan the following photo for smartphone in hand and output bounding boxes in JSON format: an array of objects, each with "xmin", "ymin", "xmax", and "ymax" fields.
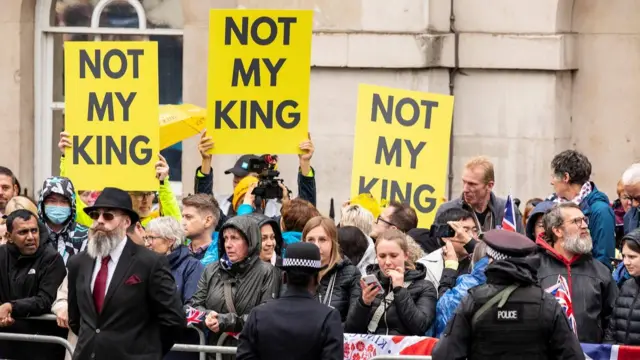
[{"xmin": 362, "ymin": 274, "xmax": 384, "ymax": 295}]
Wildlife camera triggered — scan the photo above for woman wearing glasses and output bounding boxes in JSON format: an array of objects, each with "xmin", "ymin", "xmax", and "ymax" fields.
[{"xmin": 144, "ymin": 216, "xmax": 204, "ymax": 305}]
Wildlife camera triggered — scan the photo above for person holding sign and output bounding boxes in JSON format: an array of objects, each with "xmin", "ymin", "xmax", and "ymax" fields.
[{"xmin": 193, "ymin": 131, "xmax": 317, "ymax": 218}]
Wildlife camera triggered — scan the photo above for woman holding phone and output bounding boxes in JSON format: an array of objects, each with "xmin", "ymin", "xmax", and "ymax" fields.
[{"xmin": 345, "ymin": 229, "xmax": 437, "ymax": 335}]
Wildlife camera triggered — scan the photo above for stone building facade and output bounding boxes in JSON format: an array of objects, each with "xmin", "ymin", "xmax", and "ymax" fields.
[{"xmin": 1, "ymin": 0, "xmax": 638, "ymax": 217}]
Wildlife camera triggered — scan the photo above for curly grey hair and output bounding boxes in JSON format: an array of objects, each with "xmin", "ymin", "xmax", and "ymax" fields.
[{"xmin": 145, "ymin": 216, "xmax": 185, "ymax": 251}]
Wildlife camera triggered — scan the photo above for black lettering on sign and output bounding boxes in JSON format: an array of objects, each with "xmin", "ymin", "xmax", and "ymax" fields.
[
  {"xmin": 87, "ymin": 92, "xmax": 137, "ymax": 121},
  {"xmin": 225, "ymin": 16, "xmax": 297, "ymax": 46},
  {"xmin": 214, "ymin": 100, "xmax": 300, "ymax": 130},
  {"xmin": 231, "ymin": 58, "xmax": 287, "ymax": 87},
  {"xmin": 72, "ymin": 135, "xmax": 152, "ymax": 165},
  {"xmin": 357, "ymin": 177, "xmax": 437, "ymax": 214},
  {"xmin": 79, "ymin": 49, "xmax": 144, "ymax": 79},
  {"xmin": 374, "ymin": 137, "xmax": 426, "ymax": 169},
  {"xmin": 371, "ymin": 93, "xmax": 439, "ymax": 129}
]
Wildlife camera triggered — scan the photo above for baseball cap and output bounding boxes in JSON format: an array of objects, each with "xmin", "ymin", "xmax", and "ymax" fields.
[{"xmin": 225, "ymin": 154, "xmax": 259, "ymax": 177}]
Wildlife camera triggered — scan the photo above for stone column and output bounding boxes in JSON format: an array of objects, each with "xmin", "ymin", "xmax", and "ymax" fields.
[{"xmin": 0, "ymin": 0, "xmax": 36, "ymax": 194}]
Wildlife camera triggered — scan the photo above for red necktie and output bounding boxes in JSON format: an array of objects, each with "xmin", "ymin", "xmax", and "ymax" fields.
[{"xmin": 93, "ymin": 255, "xmax": 110, "ymax": 313}]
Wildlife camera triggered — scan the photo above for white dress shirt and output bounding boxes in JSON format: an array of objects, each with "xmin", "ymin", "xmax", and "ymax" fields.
[{"xmin": 90, "ymin": 237, "xmax": 128, "ymax": 294}]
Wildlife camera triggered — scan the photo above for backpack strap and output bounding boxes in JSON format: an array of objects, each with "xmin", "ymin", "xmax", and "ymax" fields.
[
  {"xmin": 367, "ymin": 281, "xmax": 412, "ymax": 333},
  {"xmin": 223, "ymin": 280, "xmax": 237, "ymax": 314},
  {"xmin": 471, "ymin": 284, "xmax": 519, "ymax": 328}
]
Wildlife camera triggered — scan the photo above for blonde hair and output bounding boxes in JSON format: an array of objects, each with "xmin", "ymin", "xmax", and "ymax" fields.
[
  {"xmin": 340, "ymin": 205, "xmax": 374, "ymax": 236},
  {"xmin": 465, "ymin": 156, "xmax": 495, "ymax": 184},
  {"xmin": 376, "ymin": 229, "xmax": 416, "ymax": 270},
  {"xmin": 2, "ymin": 196, "xmax": 38, "ymax": 225},
  {"xmin": 302, "ymin": 216, "xmax": 341, "ymax": 281},
  {"xmin": 405, "ymin": 234, "xmax": 425, "ymax": 266}
]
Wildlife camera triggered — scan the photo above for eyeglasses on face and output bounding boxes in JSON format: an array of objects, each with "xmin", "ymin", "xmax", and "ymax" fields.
[
  {"xmin": 377, "ymin": 216, "xmax": 396, "ymax": 228},
  {"xmin": 88, "ymin": 210, "xmax": 116, "ymax": 221},
  {"xmin": 131, "ymin": 192, "xmax": 154, "ymax": 199},
  {"xmin": 565, "ymin": 216, "xmax": 589, "ymax": 227}
]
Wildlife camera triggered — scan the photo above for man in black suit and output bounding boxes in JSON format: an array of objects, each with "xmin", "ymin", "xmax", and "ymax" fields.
[
  {"xmin": 236, "ymin": 242, "xmax": 343, "ymax": 360},
  {"xmin": 67, "ymin": 187, "xmax": 185, "ymax": 360}
]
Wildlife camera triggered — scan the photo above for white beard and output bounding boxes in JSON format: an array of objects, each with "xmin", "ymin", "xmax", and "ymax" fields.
[
  {"xmin": 87, "ymin": 227, "xmax": 125, "ymax": 259},
  {"xmin": 563, "ymin": 233, "xmax": 593, "ymax": 255}
]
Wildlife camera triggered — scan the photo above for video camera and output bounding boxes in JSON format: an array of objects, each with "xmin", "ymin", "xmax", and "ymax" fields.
[{"xmin": 248, "ymin": 155, "xmax": 285, "ymax": 200}]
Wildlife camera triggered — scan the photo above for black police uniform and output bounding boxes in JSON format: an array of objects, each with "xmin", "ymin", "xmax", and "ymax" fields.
[
  {"xmin": 432, "ymin": 230, "xmax": 585, "ymax": 360},
  {"xmin": 236, "ymin": 243, "xmax": 343, "ymax": 360}
]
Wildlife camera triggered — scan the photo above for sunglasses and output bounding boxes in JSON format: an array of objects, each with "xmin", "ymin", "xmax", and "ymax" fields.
[{"xmin": 88, "ymin": 210, "xmax": 116, "ymax": 221}]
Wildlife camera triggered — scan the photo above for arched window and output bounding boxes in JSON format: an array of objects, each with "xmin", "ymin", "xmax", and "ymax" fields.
[{"xmin": 35, "ymin": 0, "xmax": 184, "ymax": 195}]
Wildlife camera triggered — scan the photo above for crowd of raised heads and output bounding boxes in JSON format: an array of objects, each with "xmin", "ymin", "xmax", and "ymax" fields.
[{"xmin": 3, "ymin": 137, "xmax": 640, "ymax": 359}]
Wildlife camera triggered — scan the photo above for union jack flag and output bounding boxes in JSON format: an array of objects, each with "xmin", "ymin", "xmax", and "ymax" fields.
[
  {"xmin": 501, "ymin": 193, "xmax": 517, "ymax": 232},
  {"xmin": 185, "ymin": 306, "xmax": 207, "ymax": 326},
  {"xmin": 545, "ymin": 275, "xmax": 578, "ymax": 335}
]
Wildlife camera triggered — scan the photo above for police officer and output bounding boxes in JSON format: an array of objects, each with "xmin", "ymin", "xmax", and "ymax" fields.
[
  {"xmin": 432, "ymin": 230, "xmax": 585, "ymax": 360},
  {"xmin": 236, "ymin": 242, "xmax": 343, "ymax": 360}
]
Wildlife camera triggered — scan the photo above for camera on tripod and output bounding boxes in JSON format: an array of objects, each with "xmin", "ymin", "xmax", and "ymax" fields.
[{"xmin": 248, "ymin": 155, "xmax": 284, "ymax": 200}]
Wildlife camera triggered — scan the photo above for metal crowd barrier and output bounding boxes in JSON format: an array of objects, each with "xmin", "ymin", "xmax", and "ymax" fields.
[
  {"xmin": 9, "ymin": 316, "xmax": 436, "ymax": 360},
  {"xmin": 11, "ymin": 314, "xmax": 237, "ymax": 360}
]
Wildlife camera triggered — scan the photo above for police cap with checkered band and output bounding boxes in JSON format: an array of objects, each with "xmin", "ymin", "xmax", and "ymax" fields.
[
  {"xmin": 277, "ymin": 242, "xmax": 327, "ymax": 273},
  {"xmin": 481, "ymin": 229, "xmax": 537, "ymax": 261}
]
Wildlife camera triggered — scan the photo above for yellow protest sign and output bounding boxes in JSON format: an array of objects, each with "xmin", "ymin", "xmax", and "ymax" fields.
[
  {"xmin": 350, "ymin": 84, "xmax": 455, "ymax": 227},
  {"xmin": 207, "ymin": 9, "xmax": 313, "ymax": 154},
  {"xmin": 159, "ymin": 104, "xmax": 206, "ymax": 149},
  {"xmin": 64, "ymin": 42, "xmax": 159, "ymax": 191}
]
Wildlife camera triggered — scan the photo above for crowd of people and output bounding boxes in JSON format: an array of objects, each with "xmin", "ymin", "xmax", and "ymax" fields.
[{"xmin": 2, "ymin": 130, "xmax": 640, "ymax": 359}]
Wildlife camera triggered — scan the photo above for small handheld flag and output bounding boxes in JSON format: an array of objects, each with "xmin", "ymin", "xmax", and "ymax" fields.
[{"xmin": 501, "ymin": 193, "xmax": 517, "ymax": 232}]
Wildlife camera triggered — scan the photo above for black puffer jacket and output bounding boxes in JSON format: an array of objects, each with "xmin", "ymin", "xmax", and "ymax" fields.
[
  {"xmin": 189, "ymin": 215, "xmax": 278, "ymax": 348},
  {"xmin": 605, "ymin": 277, "xmax": 640, "ymax": 345},
  {"xmin": 316, "ymin": 257, "xmax": 360, "ymax": 322},
  {"xmin": 535, "ymin": 237, "xmax": 618, "ymax": 343},
  {"xmin": 345, "ymin": 262, "xmax": 437, "ymax": 335}
]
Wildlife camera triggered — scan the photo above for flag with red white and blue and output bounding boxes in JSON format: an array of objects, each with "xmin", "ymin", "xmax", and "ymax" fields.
[
  {"xmin": 185, "ymin": 306, "xmax": 206, "ymax": 326},
  {"xmin": 501, "ymin": 193, "xmax": 517, "ymax": 232}
]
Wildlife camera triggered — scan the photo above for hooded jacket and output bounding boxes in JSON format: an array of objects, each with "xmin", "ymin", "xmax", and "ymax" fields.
[
  {"xmin": 345, "ymin": 262, "xmax": 437, "ymax": 336},
  {"xmin": 0, "ymin": 241, "xmax": 67, "ymax": 360},
  {"xmin": 534, "ymin": 236, "xmax": 618, "ymax": 343},
  {"xmin": 37, "ymin": 177, "xmax": 88, "ymax": 264},
  {"xmin": 435, "ymin": 192, "xmax": 524, "ymax": 234},
  {"xmin": 525, "ymin": 201, "xmax": 554, "ymax": 241},
  {"xmin": 247, "ymin": 213, "xmax": 284, "ymax": 260},
  {"xmin": 167, "ymin": 245, "xmax": 205, "ymax": 304},
  {"xmin": 188, "ymin": 215, "xmax": 278, "ymax": 346},
  {"xmin": 434, "ymin": 256, "xmax": 489, "ymax": 338},
  {"xmin": 546, "ymin": 182, "xmax": 616, "ymax": 269},
  {"xmin": 432, "ymin": 258, "xmax": 585, "ymax": 360}
]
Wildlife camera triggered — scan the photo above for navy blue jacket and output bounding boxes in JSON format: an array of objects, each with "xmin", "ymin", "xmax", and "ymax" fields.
[{"xmin": 167, "ymin": 245, "xmax": 204, "ymax": 304}]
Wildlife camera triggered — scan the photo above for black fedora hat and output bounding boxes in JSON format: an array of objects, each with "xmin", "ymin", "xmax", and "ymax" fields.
[
  {"xmin": 277, "ymin": 242, "xmax": 327, "ymax": 273},
  {"xmin": 84, "ymin": 187, "xmax": 140, "ymax": 223}
]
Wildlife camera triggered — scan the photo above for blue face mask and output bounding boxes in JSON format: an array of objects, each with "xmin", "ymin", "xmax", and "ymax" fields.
[{"xmin": 44, "ymin": 205, "xmax": 71, "ymax": 225}]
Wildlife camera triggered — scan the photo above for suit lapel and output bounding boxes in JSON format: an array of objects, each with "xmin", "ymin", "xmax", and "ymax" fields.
[
  {"xmin": 80, "ymin": 254, "xmax": 98, "ymax": 320},
  {"xmin": 102, "ymin": 238, "xmax": 136, "ymax": 312}
]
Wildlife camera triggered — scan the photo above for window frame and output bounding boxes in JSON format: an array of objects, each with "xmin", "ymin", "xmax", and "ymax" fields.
[{"xmin": 34, "ymin": 0, "xmax": 184, "ymax": 192}]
